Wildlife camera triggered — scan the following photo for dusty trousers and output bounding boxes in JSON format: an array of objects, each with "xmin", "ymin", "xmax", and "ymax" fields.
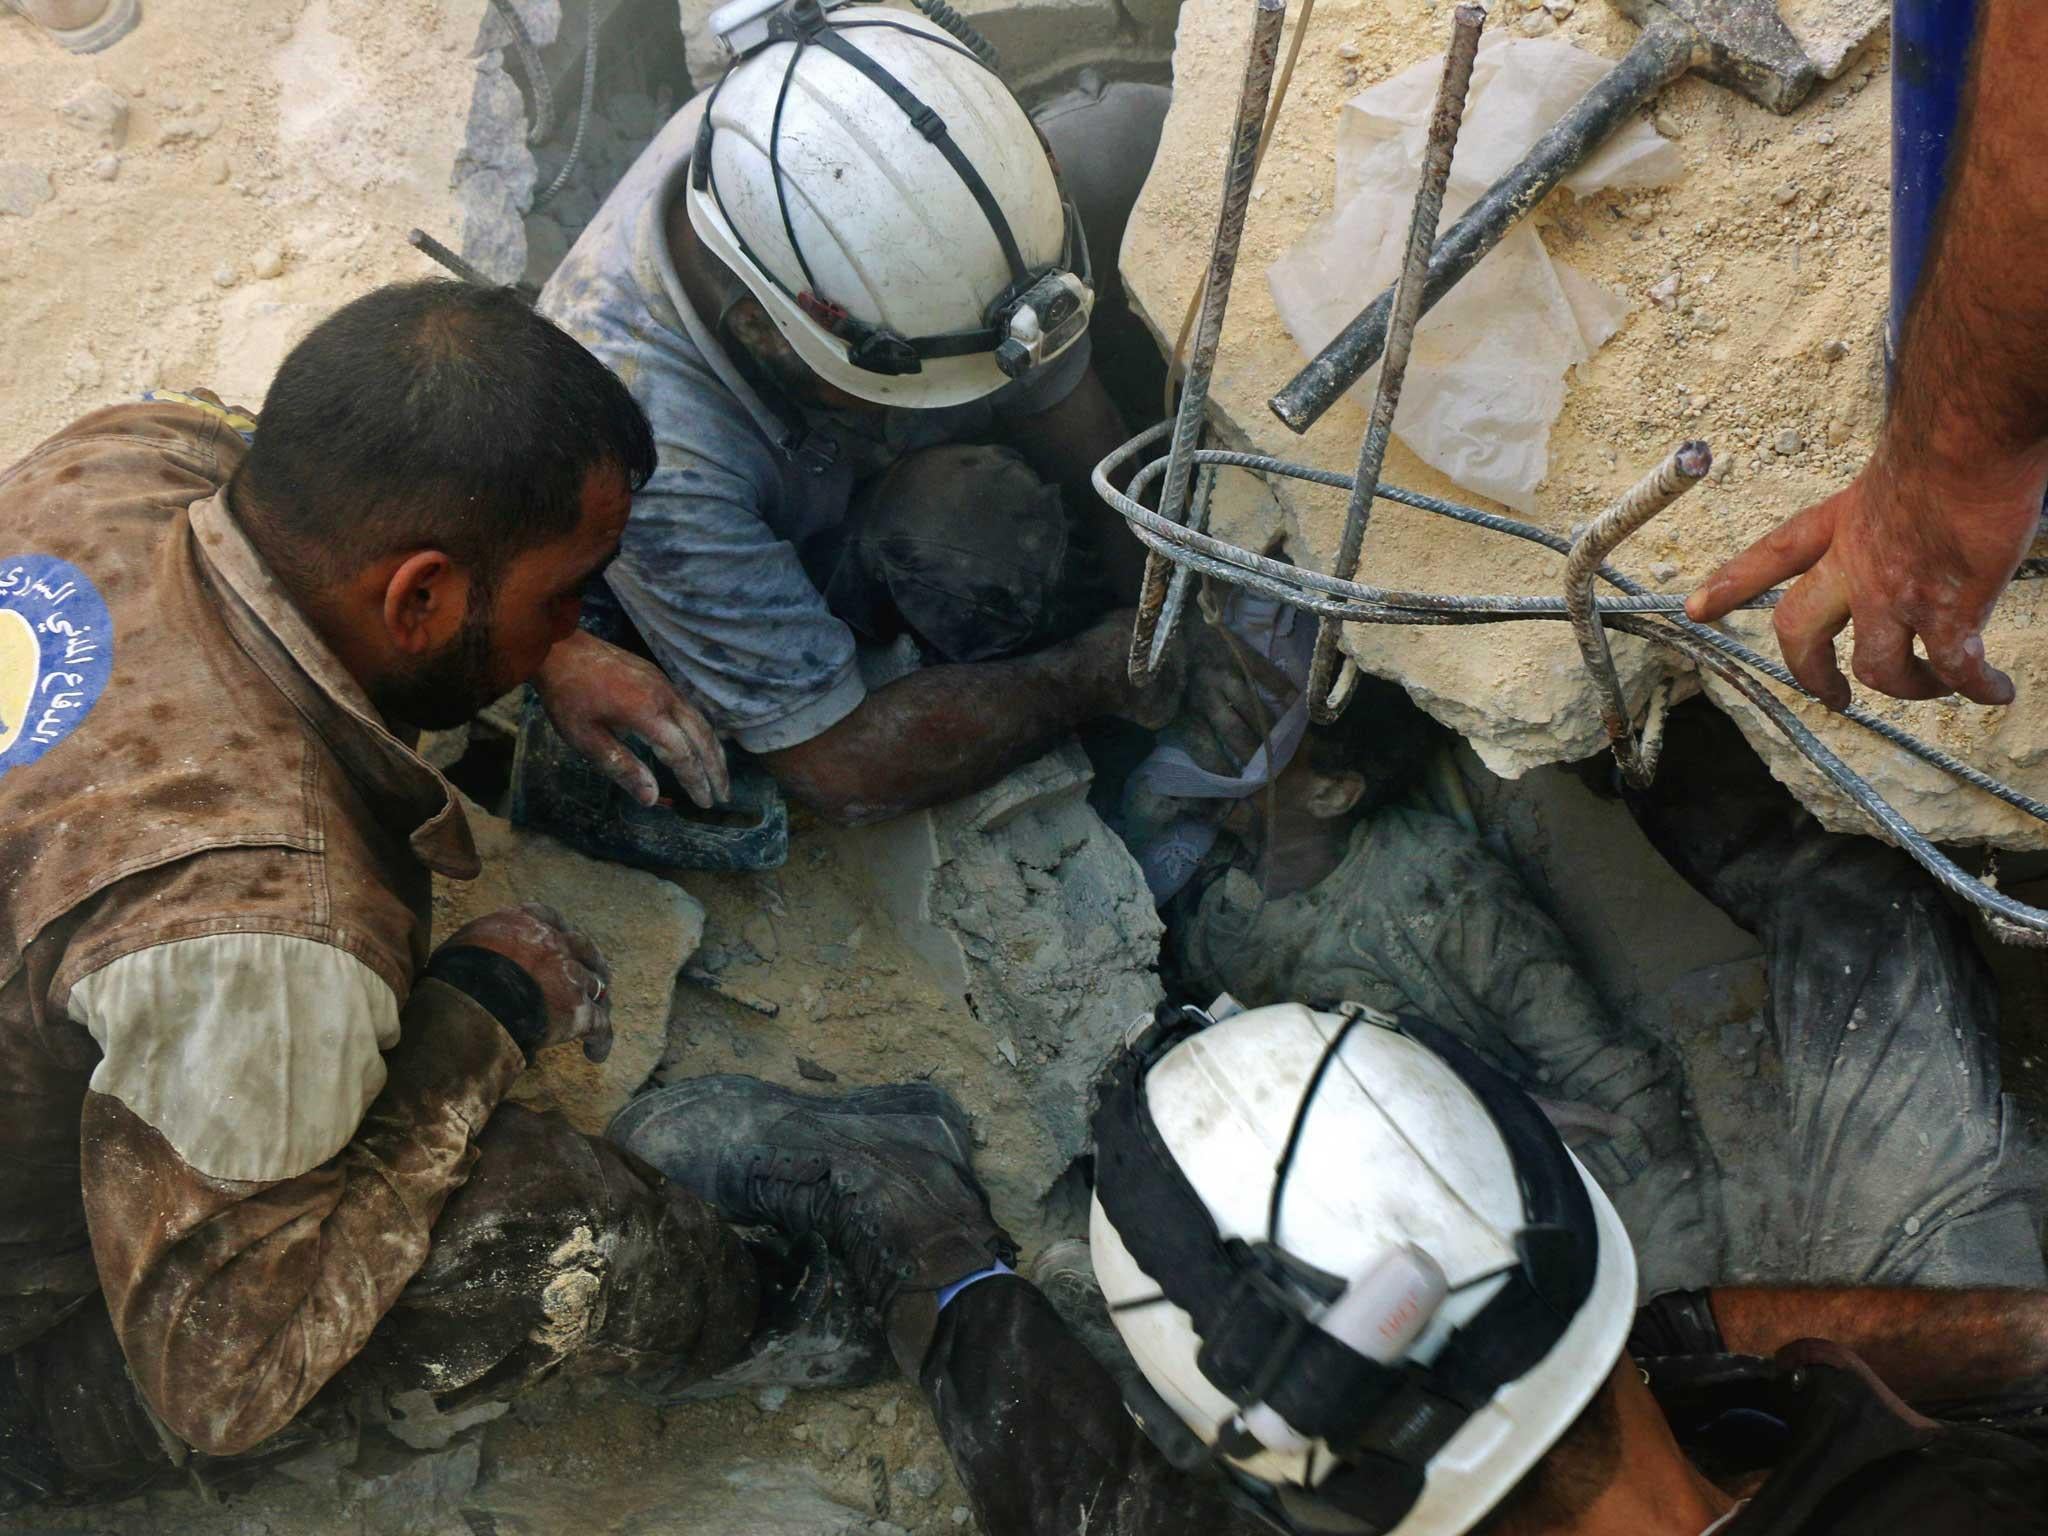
[
  {"xmin": 1626, "ymin": 700, "xmax": 2046, "ymax": 1288},
  {"xmin": 0, "ymin": 1105, "xmax": 761, "ymax": 1503},
  {"xmin": 921, "ymin": 1277, "xmax": 1266, "ymax": 1536}
]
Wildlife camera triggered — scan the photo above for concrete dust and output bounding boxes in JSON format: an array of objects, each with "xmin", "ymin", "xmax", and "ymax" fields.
[{"xmin": 0, "ymin": 0, "xmax": 509, "ymax": 464}]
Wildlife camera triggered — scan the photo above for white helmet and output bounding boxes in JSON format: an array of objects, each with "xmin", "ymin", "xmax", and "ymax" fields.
[
  {"xmin": 688, "ymin": 0, "xmax": 1093, "ymax": 408},
  {"xmin": 1090, "ymin": 1001, "xmax": 1638, "ymax": 1535}
]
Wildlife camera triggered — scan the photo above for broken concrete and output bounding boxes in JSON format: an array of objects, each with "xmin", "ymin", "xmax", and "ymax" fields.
[
  {"xmin": 434, "ymin": 795, "xmax": 706, "ymax": 1134},
  {"xmin": 861, "ymin": 745, "xmax": 1165, "ymax": 1191},
  {"xmin": 1123, "ymin": 0, "xmax": 2048, "ymax": 849}
]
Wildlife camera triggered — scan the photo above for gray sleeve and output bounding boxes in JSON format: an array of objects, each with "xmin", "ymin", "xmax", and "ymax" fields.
[{"xmin": 606, "ymin": 455, "xmax": 867, "ymax": 754}]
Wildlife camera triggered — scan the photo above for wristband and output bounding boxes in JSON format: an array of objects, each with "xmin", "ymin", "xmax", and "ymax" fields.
[
  {"xmin": 1628, "ymin": 1288, "xmax": 1727, "ymax": 1360},
  {"xmin": 425, "ymin": 945, "xmax": 549, "ymax": 1057}
]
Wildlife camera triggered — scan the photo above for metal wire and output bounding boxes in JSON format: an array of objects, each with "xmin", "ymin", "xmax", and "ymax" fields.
[
  {"xmin": 533, "ymin": 1, "xmax": 599, "ymax": 214},
  {"xmin": 1094, "ymin": 419, "xmax": 2048, "ymax": 941}
]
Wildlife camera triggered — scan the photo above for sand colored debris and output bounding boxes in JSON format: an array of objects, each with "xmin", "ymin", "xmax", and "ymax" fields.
[{"xmin": 1124, "ymin": 0, "xmax": 2048, "ymax": 849}]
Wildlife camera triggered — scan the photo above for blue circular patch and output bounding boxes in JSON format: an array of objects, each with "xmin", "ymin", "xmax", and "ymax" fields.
[{"xmin": 0, "ymin": 555, "xmax": 116, "ymax": 780}]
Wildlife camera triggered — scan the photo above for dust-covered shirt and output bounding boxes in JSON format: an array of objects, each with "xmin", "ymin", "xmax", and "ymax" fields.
[{"xmin": 539, "ymin": 93, "xmax": 1089, "ymax": 754}]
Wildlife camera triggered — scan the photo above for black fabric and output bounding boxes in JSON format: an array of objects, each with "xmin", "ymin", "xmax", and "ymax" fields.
[
  {"xmin": 422, "ymin": 945, "xmax": 549, "ymax": 1056},
  {"xmin": 1630, "ymin": 1288, "xmax": 1728, "ymax": 1361}
]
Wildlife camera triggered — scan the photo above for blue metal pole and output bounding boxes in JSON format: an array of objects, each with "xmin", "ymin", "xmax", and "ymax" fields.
[{"xmin": 1889, "ymin": 0, "xmax": 1980, "ymax": 375}]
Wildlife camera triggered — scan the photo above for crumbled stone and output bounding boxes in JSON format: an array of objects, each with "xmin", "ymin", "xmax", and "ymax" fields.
[
  {"xmin": 1707, "ymin": 457, "xmax": 1735, "ymax": 484},
  {"xmin": 250, "ymin": 245, "xmax": 286, "ymax": 280},
  {"xmin": 755, "ymin": 1386, "xmax": 791, "ymax": 1413},
  {"xmin": 1517, "ymin": 9, "xmax": 1555, "ymax": 34},
  {"xmin": 1335, "ymin": 40, "xmax": 1362, "ymax": 60},
  {"xmin": 199, "ymin": 149, "xmax": 230, "ymax": 185},
  {"xmin": 874, "ymin": 1398, "xmax": 900, "ymax": 1429},
  {"xmin": 213, "ymin": 263, "xmax": 239, "ymax": 288},
  {"xmin": 952, "ymin": 1509, "xmax": 971, "ymax": 1527},
  {"xmin": 893, "ymin": 1466, "xmax": 944, "ymax": 1502},
  {"xmin": 59, "ymin": 82, "xmax": 130, "ymax": 147},
  {"xmin": 1653, "ymin": 111, "xmax": 1681, "ymax": 138},
  {"xmin": 1825, "ymin": 418, "xmax": 1853, "ymax": 447},
  {"xmin": 1773, "ymin": 429, "xmax": 1805, "ymax": 456},
  {"xmin": 1543, "ymin": 0, "xmax": 1576, "ymax": 16},
  {"xmin": 1648, "ymin": 272, "xmax": 1681, "ymax": 308},
  {"xmin": 89, "ymin": 154, "xmax": 120, "ymax": 182},
  {"xmin": 1821, "ymin": 338, "xmax": 1851, "ymax": 363},
  {"xmin": 0, "ymin": 163, "xmax": 54, "ymax": 218},
  {"xmin": 1650, "ymin": 561, "xmax": 1681, "ymax": 584},
  {"xmin": 1771, "ymin": 182, "xmax": 1798, "ymax": 206}
]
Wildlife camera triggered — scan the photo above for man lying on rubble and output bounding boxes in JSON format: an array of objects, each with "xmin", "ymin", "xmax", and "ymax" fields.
[
  {"xmin": 1071, "ymin": 996, "xmax": 2048, "ymax": 1536},
  {"xmin": 526, "ymin": 0, "xmax": 1183, "ymax": 834},
  {"xmin": 1122, "ymin": 597, "xmax": 1719, "ymax": 1292},
  {"xmin": 1134, "ymin": 602, "xmax": 2043, "ymax": 1300}
]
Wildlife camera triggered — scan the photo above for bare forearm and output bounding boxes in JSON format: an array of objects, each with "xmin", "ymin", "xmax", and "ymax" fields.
[
  {"xmin": 1711, "ymin": 1286, "xmax": 2048, "ymax": 1401},
  {"xmin": 1893, "ymin": 0, "xmax": 2048, "ymax": 484},
  {"xmin": 763, "ymin": 626, "xmax": 1134, "ymax": 825}
]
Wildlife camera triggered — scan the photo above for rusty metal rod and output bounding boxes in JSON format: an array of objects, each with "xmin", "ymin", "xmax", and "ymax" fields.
[
  {"xmin": 1128, "ymin": 0, "xmax": 1290, "ymax": 684},
  {"xmin": 1304, "ymin": 3, "xmax": 1485, "ymax": 723},
  {"xmin": 408, "ymin": 227, "xmax": 495, "ymax": 289},
  {"xmin": 1564, "ymin": 440, "xmax": 1711, "ymax": 785}
]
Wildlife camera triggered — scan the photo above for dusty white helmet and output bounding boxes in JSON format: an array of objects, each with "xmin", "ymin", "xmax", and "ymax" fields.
[
  {"xmin": 688, "ymin": 0, "xmax": 1092, "ymax": 408},
  {"xmin": 1089, "ymin": 1001, "xmax": 1638, "ymax": 1535}
]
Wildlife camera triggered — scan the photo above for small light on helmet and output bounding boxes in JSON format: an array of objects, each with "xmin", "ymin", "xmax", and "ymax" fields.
[{"xmin": 992, "ymin": 271, "xmax": 1092, "ymax": 380}]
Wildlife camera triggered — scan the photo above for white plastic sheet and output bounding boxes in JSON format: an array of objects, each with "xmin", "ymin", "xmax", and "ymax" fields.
[{"xmin": 1269, "ymin": 34, "xmax": 1682, "ymax": 511}]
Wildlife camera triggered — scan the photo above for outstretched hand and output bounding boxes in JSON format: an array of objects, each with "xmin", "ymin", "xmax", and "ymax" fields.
[{"xmin": 1685, "ymin": 450, "xmax": 2042, "ymax": 711}]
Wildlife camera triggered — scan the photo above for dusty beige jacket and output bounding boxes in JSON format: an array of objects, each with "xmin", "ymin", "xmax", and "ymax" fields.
[{"xmin": 0, "ymin": 402, "xmax": 525, "ymax": 1457}]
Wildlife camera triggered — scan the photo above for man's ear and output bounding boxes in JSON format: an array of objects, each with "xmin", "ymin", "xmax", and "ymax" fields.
[
  {"xmin": 1303, "ymin": 769, "xmax": 1367, "ymax": 821},
  {"xmin": 380, "ymin": 550, "xmax": 468, "ymax": 656}
]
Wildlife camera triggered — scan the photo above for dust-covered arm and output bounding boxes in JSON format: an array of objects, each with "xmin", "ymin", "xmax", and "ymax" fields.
[
  {"xmin": 77, "ymin": 962, "xmax": 525, "ymax": 1457},
  {"xmin": 1689, "ymin": 0, "xmax": 2048, "ymax": 706},
  {"xmin": 1709, "ymin": 1286, "xmax": 2048, "ymax": 1402},
  {"xmin": 761, "ymin": 609, "xmax": 1176, "ymax": 826}
]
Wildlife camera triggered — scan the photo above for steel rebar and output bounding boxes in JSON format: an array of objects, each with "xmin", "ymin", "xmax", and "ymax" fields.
[
  {"xmin": 1127, "ymin": 0, "xmax": 1289, "ymax": 684},
  {"xmin": 1303, "ymin": 3, "xmax": 1485, "ymax": 723},
  {"xmin": 1564, "ymin": 440, "xmax": 1712, "ymax": 785},
  {"xmin": 408, "ymin": 227, "xmax": 494, "ymax": 288}
]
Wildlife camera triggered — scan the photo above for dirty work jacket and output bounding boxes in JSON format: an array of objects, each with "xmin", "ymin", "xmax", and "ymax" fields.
[{"xmin": 0, "ymin": 403, "xmax": 525, "ymax": 1459}]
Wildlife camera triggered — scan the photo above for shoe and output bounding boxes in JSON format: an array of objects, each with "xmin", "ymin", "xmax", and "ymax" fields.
[
  {"xmin": 622, "ymin": 1230, "xmax": 892, "ymax": 1404},
  {"xmin": 6, "ymin": 0, "xmax": 140, "ymax": 53},
  {"xmin": 1028, "ymin": 1240, "xmax": 1211, "ymax": 1471},
  {"xmin": 611, "ymin": 1076, "xmax": 1014, "ymax": 1374}
]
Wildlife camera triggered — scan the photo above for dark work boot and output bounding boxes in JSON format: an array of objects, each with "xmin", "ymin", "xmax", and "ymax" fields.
[
  {"xmin": 611, "ymin": 1077, "xmax": 1015, "ymax": 1375},
  {"xmin": 622, "ymin": 1230, "xmax": 891, "ymax": 1403}
]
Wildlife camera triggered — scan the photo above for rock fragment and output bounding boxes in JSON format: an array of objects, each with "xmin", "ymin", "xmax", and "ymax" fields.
[
  {"xmin": 1771, "ymin": 182, "xmax": 1798, "ymax": 206},
  {"xmin": 90, "ymin": 154, "xmax": 120, "ymax": 182},
  {"xmin": 251, "ymin": 244, "xmax": 286, "ymax": 280},
  {"xmin": 1773, "ymin": 429, "xmax": 1804, "ymax": 456},
  {"xmin": 0, "ymin": 163, "xmax": 54, "ymax": 218},
  {"xmin": 59, "ymin": 82, "xmax": 130, "ymax": 147},
  {"xmin": 1821, "ymin": 338, "xmax": 1850, "ymax": 363},
  {"xmin": 1648, "ymin": 272, "xmax": 1681, "ymax": 308}
]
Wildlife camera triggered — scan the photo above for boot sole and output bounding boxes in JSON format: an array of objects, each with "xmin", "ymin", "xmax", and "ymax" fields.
[{"xmin": 608, "ymin": 1075, "xmax": 973, "ymax": 1167}]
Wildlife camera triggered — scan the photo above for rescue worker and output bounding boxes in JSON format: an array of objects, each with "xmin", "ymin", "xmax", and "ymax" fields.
[
  {"xmin": 529, "ymin": 0, "xmax": 1182, "ymax": 832},
  {"xmin": 0, "ymin": 278, "xmax": 1270, "ymax": 1535},
  {"xmin": 1082, "ymin": 999, "xmax": 2048, "ymax": 1535}
]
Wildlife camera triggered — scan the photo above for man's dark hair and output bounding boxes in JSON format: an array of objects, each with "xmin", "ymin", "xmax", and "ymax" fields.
[
  {"xmin": 1297, "ymin": 671, "xmax": 1446, "ymax": 815},
  {"xmin": 229, "ymin": 280, "xmax": 657, "ymax": 594}
]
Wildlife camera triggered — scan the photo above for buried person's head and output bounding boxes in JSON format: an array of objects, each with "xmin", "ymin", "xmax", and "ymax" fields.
[{"xmin": 227, "ymin": 280, "xmax": 656, "ymax": 730}]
